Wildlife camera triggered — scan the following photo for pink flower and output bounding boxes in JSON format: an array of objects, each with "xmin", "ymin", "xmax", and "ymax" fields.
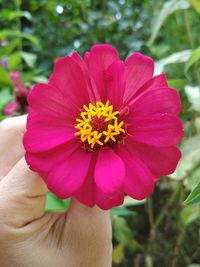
[
  {"xmin": 4, "ymin": 101, "xmax": 19, "ymax": 115},
  {"xmin": 23, "ymin": 44, "xmax": 184, "ymax": 210},
  {"xmin": 4, "ymin": 71, "xmax": 29, "ymax": 115}
]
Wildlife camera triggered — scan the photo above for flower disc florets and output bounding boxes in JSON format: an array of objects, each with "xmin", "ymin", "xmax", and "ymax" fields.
[{"xmin": 75, "ymin": 100, "xmax": 125, "ymax": 150}]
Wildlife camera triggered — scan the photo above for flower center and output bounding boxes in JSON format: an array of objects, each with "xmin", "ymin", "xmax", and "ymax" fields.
[{"xmin": 75, "ymin": 101, "xmax": 125, "ymax": 150}]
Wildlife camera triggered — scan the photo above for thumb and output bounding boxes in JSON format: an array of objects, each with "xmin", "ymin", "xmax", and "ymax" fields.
[
  {"xmin": 60, "ymin": 198, "xmax": 112, "ymax": 267},
  {"xmin": 0, "ymin": 157, "xmax": 47, "ymax": 228},
  {"xmin": 66, "ymin": 198, "xmax": 112, "ymax": 242}
]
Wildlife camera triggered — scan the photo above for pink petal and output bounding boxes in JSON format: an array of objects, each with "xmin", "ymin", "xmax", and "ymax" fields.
[
  {"xmin": 75, "ymin": 154, "xmax": 124, "ymax": 209},
  {"xmin": 128, "ymin": 113, "xmax": 184, "ymax": 147},
  {"xmin": 105, "ymin": 60, "xmax": 125, "ymax": 109},
  {"xmin": 71, "ymin": 51, "xmax": 100, "ymax": 102},
  {"xmin": 75, "ymin": 155, "xmax": 96, "ymax": 208},
  {"xmin": 28, "ymin": 83, "xmax": 77, "ymax": 122},
  {"xmin": 49, "ymin": 56, "xmax": 90, "ymax": 109},
  {"xmin": 26, "ymin": 112, "xmax": 72, "ymax": 130},
  {"xmin": 94, "ymin": 149, "xmax": 125, "ymax": 194},
  {"xmin": 124, "ymin": 52, "xmax": 154, "ymax": 103},
  {"xmin": 128, "ymin": 88, "xmax": 181, "ymax": 120},
  {"xmin": 84, "ymin": 51, "xmax": 90, "ymax": 66},
  {"xmin": 86, "ymin": 44, "xmax": 120, "ymax": 101},
  {"xmin": 95, "ymin": 186, "xmax": 124, "ymax": 210},
  {"xmin": 128, "ymin": 74, "xmax": 168, "ymax": 102},
  {"xmin": 25, "ymin": 140, "xmax": 79, "ymax": 173},
  {"xmin": 118, "ymin": 146, "xmax": 155, "ymax": 200},
  {"xmin": 71, "ymin": 51, "xmax": 88, "ymax": 74},
  {"xmin": 127, "ymin": 141, "xmax": 182, "ymax": 175},
  {"xmin": 46, "ymin": 147, "xmax": 92, "ymax": 199},
  {"xmin": 23, "ymin": 125, "xmax": 75, "ymax": 153}
]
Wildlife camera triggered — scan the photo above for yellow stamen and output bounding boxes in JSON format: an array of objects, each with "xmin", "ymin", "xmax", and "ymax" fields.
[{"xmin": 75, "ymin": 101, "xmax": 125, "ymax": 149}]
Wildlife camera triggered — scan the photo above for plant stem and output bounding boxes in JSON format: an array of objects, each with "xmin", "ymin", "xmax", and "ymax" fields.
[
  {"xmin": 184, "ymin": 10, "xmax": 194, "ymax": 48},
  {"xmin": 15, "ymin": 0, "xmax": 23, "ymax": 70},
  {"xmin": 145, "ymin": 197, "xmax": 155, "ymax": 267},
  {"xmin": 147, "ymin": 197, "xmax": 154, "ymax": 229},
  {"xmin": 171, "ymin": 183, "xmax": 186, "ymax": 267},
  {"xmin": 154, "ymin": 182, "xmax": 180, "ymax": 229}
]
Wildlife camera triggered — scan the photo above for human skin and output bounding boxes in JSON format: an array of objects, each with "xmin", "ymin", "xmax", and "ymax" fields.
[{"xmin": 0, "ymin": 116, "xmax": 112, "ymax": 267}]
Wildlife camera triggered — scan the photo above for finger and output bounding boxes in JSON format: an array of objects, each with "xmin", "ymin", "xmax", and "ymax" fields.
[
  {"xmin": 66, "ymin": 198, "xmax": 112, "ymax": 238},
  {"xmin": 0, "ymin": 115, "xmax": 27, "ymax": 180},
  {"xmin": 61, "ymin": 198, "xmax": 112, "ymax": 266},
  {"xmin": 0, "ymin": 157, "xmax": 47, "ymax": 228}
]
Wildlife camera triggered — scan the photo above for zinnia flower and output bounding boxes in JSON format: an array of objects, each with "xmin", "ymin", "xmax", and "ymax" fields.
[
  {"xmin": 23, "ymin": 44, "xmax": 184, "ymax": 210},
  {"xmin": 4, "ymin": 71, "xmax": 29, "ymax": 115}
]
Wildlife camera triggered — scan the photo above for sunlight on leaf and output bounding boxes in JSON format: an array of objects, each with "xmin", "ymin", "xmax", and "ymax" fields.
[
  {"xmin": 184, "ymin": 182, "xmax": 200, "ymax": 205},
  {"xmin": 190, "ymin": 0, "xmax": 200, "ymax": 13},
  {"xmin": 170, "ymin": 135, "xmax": 200, "ymax": 190},
  {"xmin": 185, "ymin": 47, "xmax": 200, "ymax": 74},
  {"xmin": 123, "ymin": 196, "xmax": 146, "ymax": 206},
  {"xmin": 155, "ymin": 50, "xmax": 192, "ymax": 74},
  {"xmin": 20, "ymin": 52, "xmax": 37, "ymax": 68},
  {"xmin": 185, "ymin": 85, "xmax": 200, "ymax": 112},
  {"xmin": 112, "ymin": 244, "xmax": 124, "ymax": 264},
  {"xmin": 181, "ymin": 203, "xmax": 200, "ymax": 225}
]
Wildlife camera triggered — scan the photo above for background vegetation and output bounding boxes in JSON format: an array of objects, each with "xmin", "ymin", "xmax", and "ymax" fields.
[{"xmin": 0, "ymin": 0, "xmax": 200, "ymax": 266}]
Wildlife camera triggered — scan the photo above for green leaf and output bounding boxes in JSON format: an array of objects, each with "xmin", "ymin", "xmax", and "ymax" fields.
[
  {"xmin": 0, "ymin": 114, "xmax": 7, "ymax": 121},
  {"xmin": 190, "ymin": 0, "xmax": 200, "ymax": 13},
  {"xmin": 0, "ymin": 9, "xmax": 32, "ymax": 21},
  {"xmin": 20, "ymin": 33, "xmax": 41, "ymax": 48},
  {"xmin": 195, "ymin": 117, "xmax": 200, "ymax": 134},
  {"xmin": 0, "ymin": 67, "xmax": 12, "ymax": 86},
  {"xmin": 148, "ymin": 0, "xmax": 190, "ymax": 45},
  {"xmin": 0, "ymin": 29, "xmax": 20, "ymax": 39},
  {"xmin": 20, "ymin": 52, "xmax": 37, "ymax": 68},
  {"xmin": 111, "ymin": 206, "xmax": 136, "ymax": 217},
  {"xmin": 123, "ymin": 196, "xmax": 146, "ymax": 206},
  {"xmin": 170, "ymin": 135, "xmax": 200, "ymax": 187},
  {"xmin": 181, "ymin": 203, "xmax": 200, "ymax": 225},
  {"xmin": 0, "ymin": 39, "xmax": 19, "ymax": 55},
  {"xmin": 112, "ymin": 244, "xmax": 124, "ymax": 265},
  {"xmin": 7, "ymin": 52, "xmax": 21, "ymax": 69},
  {"xmin": 184, "ymin": 182, "xmax": 200, "ymax": 205},
  {"xmin": 0, "ymin": 88, "xmax": 13, "ymax": 110},
  {"xmin": 45, "ymin": 192, "xmax": 70, "ymax": 213},
  {"xmin": 185, "ymin": 85, "xmax": 200, "ymax": 112},
  {"xmin": 155, "ymin": 50, "xmax": 192, "ymax": 74},
  {"xmin": 0, "ymin": 30, "xmax": 41, "ymax": 49},
  {"xmin": 168, "ymin": 79, "xmax": 187, "ymax": 91},
  {"xmin": 112, "ymin": 216, "xmax": 143, "ymax": 251},
  {"xmin": 185, "ymin": 47, "xmax": 200, "ymax": 74},
  {"xmin": 32, "ymin": 76, "xmax": 48, "ymax": 83}
]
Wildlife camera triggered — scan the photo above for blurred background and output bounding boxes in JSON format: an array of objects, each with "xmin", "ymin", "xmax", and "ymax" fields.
[{"xmin": 0, "ymin": 0, "xmax": 200, "ymax": 266}]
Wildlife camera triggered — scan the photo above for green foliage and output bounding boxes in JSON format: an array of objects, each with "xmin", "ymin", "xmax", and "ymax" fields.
[
  {"xmin": 148, "ymin": 0, "xmax": 190, "ymax": 46},
  {"xmin": 185, "ymin": 47, "xmax": 200, "ymax": 74},
  {"xmin": 45, "ymin": 192, "xmax": 70, "ymax": 213},
  {"xmin": 185, "ymin": 182, "xmax": 200, "ymax": 205},
  {"xmin": 1, "ymin": 0, "xmax": 200, "ymax": 266},
  {"xmin": 189, "ymin": 0, "xmax": 200, "ymax": 13}
]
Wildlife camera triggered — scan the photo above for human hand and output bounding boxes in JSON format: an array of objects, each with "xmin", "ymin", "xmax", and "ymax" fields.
[{"xmin": 0, "ymin": 116, "xmax": 112, "ymax": 267}]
